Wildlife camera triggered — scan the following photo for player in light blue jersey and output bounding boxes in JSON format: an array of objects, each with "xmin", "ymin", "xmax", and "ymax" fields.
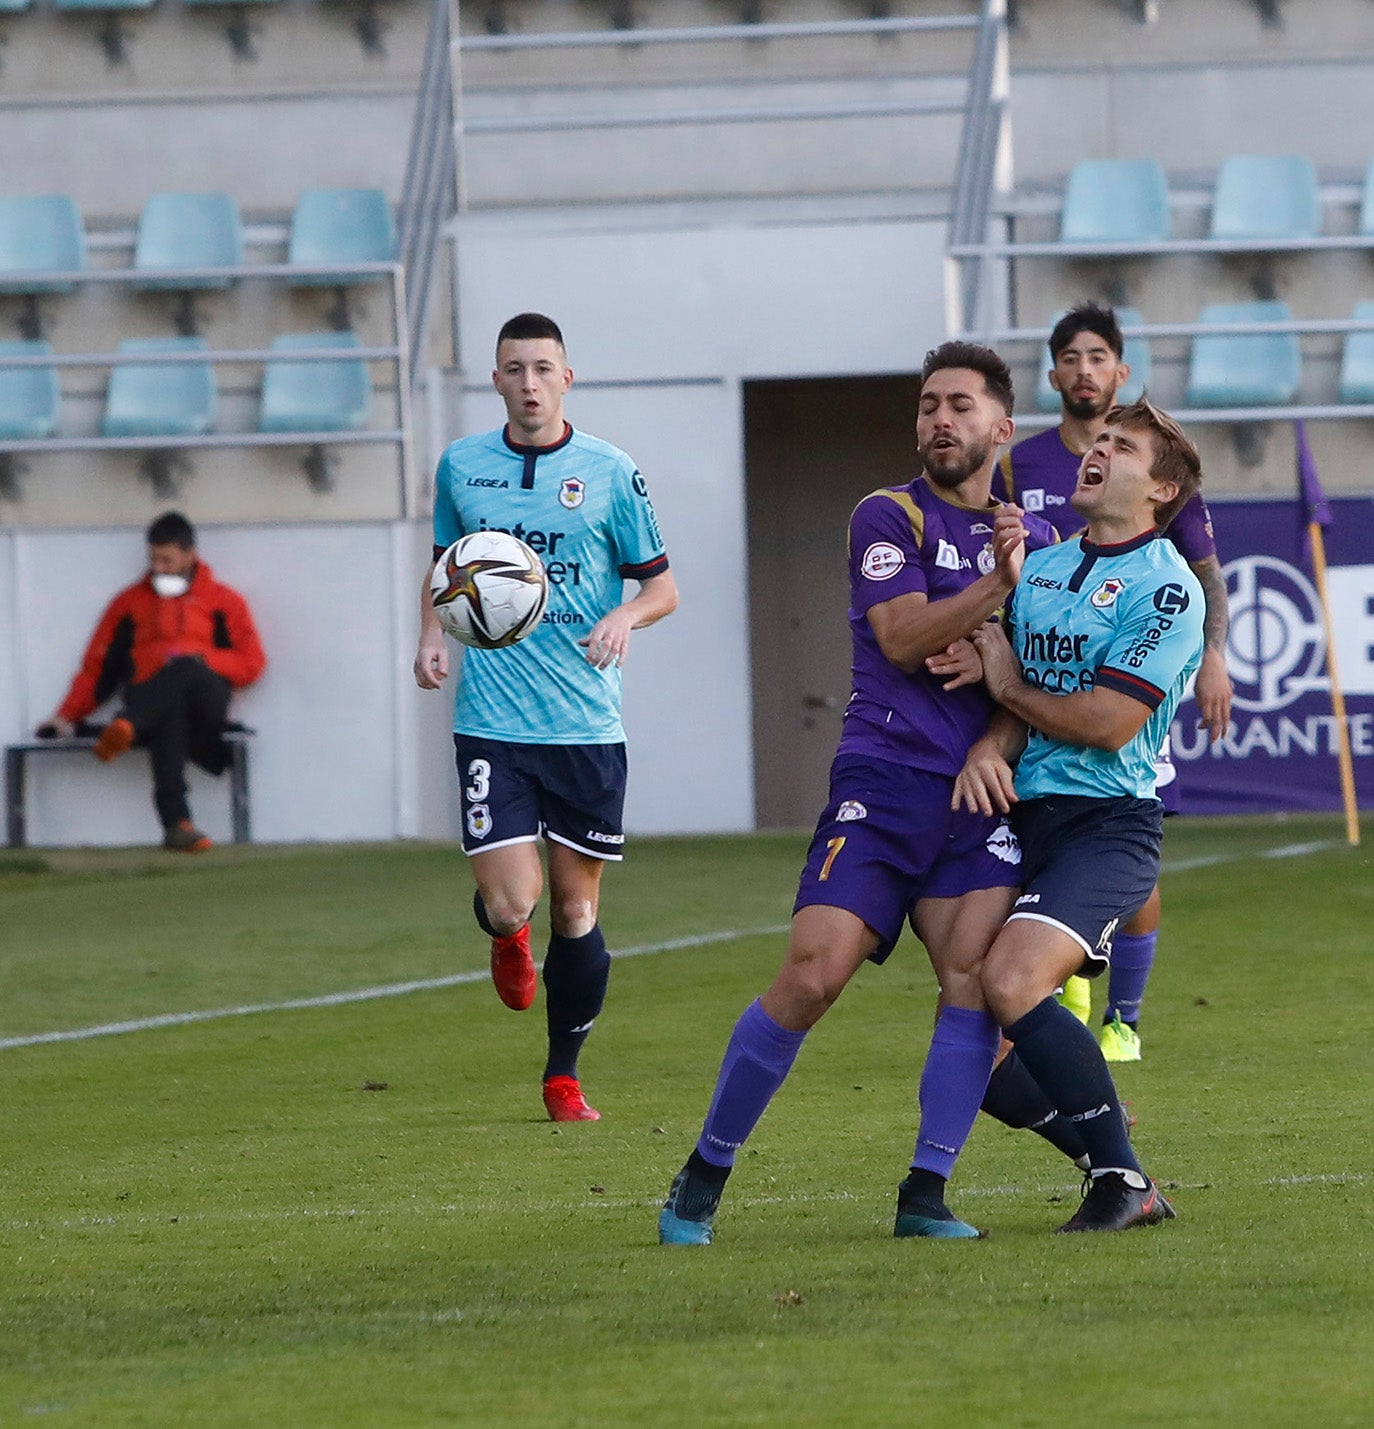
[
  {"xmin": 415, "ymin": 313, "xmax": 678, "ymax": 1123},
  {"xmin": 955, "ymin": 397, "xmax": 1205, "ymax": 1232}
]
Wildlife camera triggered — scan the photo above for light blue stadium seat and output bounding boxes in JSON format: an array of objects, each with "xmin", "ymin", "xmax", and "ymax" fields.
[
  {"xmin": 134, "ymin": 192, "xmax": 244, "ymax": 291},
  {"xmin": 1060, "ymin": 160, "xmax": 1171, "ymax": 245},
  {"xmin": 1211, "ymin": 155, "xmax": 1321, "ymax": 241},
  {"xmin": 1185, "ymin": 302, "xmax": 1301, "ymax": 408},
  {"xmin": 0, "ymin": 0, "xmax": 35, "ymax": 12},
  {"xmin": 259, "ymin": 332, "xmax": 371, "ymax": 432},
  {"xmin": 0, "ymin": 196, "xmax": 86, "ymax": 294},
  {"xmin": 54, "ymin": 0, "xmax": 155, "ymax": 10},
  {"xmin": 1033, "ymin": 308, "xmax": 1151, "ymax": 412},
  {"xmin": 288, "ymin": 188, "xmax": 395, "ymax": 285},
  {"xmin": 103, "ymin": 338, "xmax": 216, "ymax": 438},
  {"xmin": 1338, "ymin": 301, "xmax": 1374, "ymax": 404},
  {"xmin": 0, "ymin": 341, "xmax": 60, "ymax": 439}
]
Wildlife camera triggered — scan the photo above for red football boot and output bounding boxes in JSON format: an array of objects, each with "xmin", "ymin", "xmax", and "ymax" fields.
[
  {"xmin": 489, "ymin": 924, "xmax": 536, "ymax": 1011},
  {"xmin": 542, "ymin": 1075, "xmax": 601, "ymax": 1122}
]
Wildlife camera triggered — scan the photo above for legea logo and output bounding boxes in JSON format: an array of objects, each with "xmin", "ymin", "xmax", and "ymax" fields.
[{"xmin": 1224, "ymin": 556, "xmax": 1329, "ymax": 713}]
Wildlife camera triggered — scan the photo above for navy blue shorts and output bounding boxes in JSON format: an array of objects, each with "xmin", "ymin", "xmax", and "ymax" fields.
[
  {"xmin": 453, "ymin": 735, "xmax": 627, "ymax": 861},
  {"xmin": 1009, "ymin": 795, "xmax": 1163, "ymax": 976},
  {"xmin": 794, "ymin": 755, "xmax": 1023, "ymax": 963}
]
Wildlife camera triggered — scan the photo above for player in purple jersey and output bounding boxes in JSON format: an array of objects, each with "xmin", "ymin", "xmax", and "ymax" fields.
[
  {"xmin": 658, "ymin": 342, "xmax": 1057, "ymax": 1247},
  {"xmin": 958, "ymin": 397, "xmax": 1206, "ymax": 1232},
  {"xmin": 994, "ymin": 303, "xmax": 1233, "ymax": 1061}
]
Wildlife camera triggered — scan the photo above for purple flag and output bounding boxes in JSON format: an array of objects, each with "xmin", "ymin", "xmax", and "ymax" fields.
[{"xmin": 1294, "ymin": 419, "xmax": 1331, "ymax": 529}]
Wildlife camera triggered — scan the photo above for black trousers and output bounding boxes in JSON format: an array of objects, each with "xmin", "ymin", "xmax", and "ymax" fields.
[{"xmin": 122, "ymin": 657, "xmax": 232, "ymax": 829}]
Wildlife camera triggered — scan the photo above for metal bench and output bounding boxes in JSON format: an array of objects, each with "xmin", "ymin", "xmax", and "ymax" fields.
[{"xmin": 4, "ymin": 728, "xmax": 252, "ymax": 848}]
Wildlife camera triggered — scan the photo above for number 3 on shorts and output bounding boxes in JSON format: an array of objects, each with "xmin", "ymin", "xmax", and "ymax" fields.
[
  {"xmin": 465, "ymin": 759, "xmax": 491, "ymax": 802},
  {"xmin": 819, "ymin": 835, "xmax": 846, "ymax": 882}
]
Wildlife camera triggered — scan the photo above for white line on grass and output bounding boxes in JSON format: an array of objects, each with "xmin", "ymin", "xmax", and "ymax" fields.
[
  {"xmin": 0, "ymin": 836, "xmax": 1341, "ymax": 1054},
  {"xmin": 0, "ymin": 924, "xmax": 790, "ymax": 1053}
]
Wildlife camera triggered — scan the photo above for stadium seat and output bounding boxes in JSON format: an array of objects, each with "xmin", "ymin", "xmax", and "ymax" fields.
[
  {"xmin": 1210, "ymin": 155, "xmax": 1321, "ymax": 241},
  {"xmin": 259, "ymin": 332, "xmax": 371, "ymax": 432},
  {"xmin": 1184, "ymin": 301, "xmax": 1301, "ymax": 408},
  {"xmin": 0, "ymin": 341, "xmax": 60, "ymax": 439},
  {"xmin": 0, "ymin": 0, "xmax": 34, "ymax": 12},
  {"xmin": 1338, "ymin": 301, "xmax": 1374, "ymax": 404},
  {"xmin": 1033, "ymin": 308, "xmax": 1151, "ymax": 412},
  {"xmin": 0, "ymin": 195, "xmax": 85, "ymax": 293},
  {"xmin": 134, "ymin": 192, "xmax": 244, "ymax": 290},
  {"xmin": 53, "ymin": 0, "xmax": 155, "ymax": 10},
  {"xmin": 288, "ymin": 188, "xmax": 396, "ymax": 283},
  {"xmin": 102, "ymin": 338, "xmax": 217, "ymax": 437},
  {"xmin": 1059, "ymin": 160, "xmax": 1171, "ymax": 244}
]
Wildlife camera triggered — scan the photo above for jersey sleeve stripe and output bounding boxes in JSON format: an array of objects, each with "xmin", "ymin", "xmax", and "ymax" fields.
[
  {"xmin": 1096, "ymin": 666, "xmax": 1166, "ymax": 709},
  {"xmin": 619, "ymin": 554, "xmax": 669, "ymax": 580}
]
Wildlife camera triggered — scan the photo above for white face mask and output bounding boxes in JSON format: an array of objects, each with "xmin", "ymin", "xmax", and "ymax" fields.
[{"xmin": 152, "ymin": 573, "xmax": 190, "ymax": 599}]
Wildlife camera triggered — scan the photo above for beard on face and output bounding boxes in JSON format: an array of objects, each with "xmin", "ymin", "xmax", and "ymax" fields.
[
  {"xmin": 920, "ymin": 435, "xmax": 992, "ymax": 489},
  {"xmin": 1062, "ymin": 386, "xmax": 1116, "ymax": 422}
]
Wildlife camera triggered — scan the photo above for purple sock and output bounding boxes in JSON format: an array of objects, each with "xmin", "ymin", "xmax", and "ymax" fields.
[
  {"xmin": 695, "ymin": 999, "xmax": 807, "ymax": 1169},
  {"xmin": 1105, "ymin": 931, "xmax": 1157, "ymax": 1027},
  {"xmin": 911, "ymin": 1006, "xmax": 1002, "ymax": 1178}
]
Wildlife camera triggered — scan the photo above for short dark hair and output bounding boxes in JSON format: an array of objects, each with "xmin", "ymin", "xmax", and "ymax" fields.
[
  {"xmin": 146, "ymin": 511, "xmax": 195, "ymax": 549},
  {"xmin": 921, "ymin": 340, "xmax": 1015, "ymax": 416},
  {"xmin": 1049, "ymin": 302, "xmax": 1124, "ymax": 361},
  {"xmin": 496, "ymin": 312, "xmax": 566, "ymax": 357},
  {"xmin": 1105, "ymin": 396, "xmax": 1202, "ymax": 530}
]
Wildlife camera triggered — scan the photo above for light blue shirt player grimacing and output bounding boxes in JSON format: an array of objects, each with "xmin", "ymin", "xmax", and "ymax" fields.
[
  {"xmin": 1008, "ymin": 531, "xmax": 1204, "ymax": 801},
  {"xmin": 432, "ymin": 424, "xmax": 669, "ymax": 744}
]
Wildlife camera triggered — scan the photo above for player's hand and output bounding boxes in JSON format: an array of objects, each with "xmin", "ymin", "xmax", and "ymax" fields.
[
  {"xmin": 1194, "ymin": 646, "xmax": 1232, "ymax": 743},
  {"xmin": 970, "ymin": 619, "xmax": 1021, "ymax": 703},
  {"xmin": 414, "ymin": 634, "xmax": 449, "ymax": 690},
  {"xmin": 992, "ymin": 504, "xmax": 1027, "ymax": 587},
  {"xmin": 952, "ymin": 741, "xmax": 1018, "ymax": 816},
  {"xmin": 925, "ymin": 637, "xmax": 983, "ymax": 691},
  {"xmin": 35, "ymin": 716, "xmax": 74, "ymax": 739},
  {"xmin": 580, "ymin": 607, "xmax": 635, "ymax": 670}
]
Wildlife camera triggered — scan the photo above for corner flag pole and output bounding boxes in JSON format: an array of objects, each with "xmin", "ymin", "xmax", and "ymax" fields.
[
  {"xmin": 1307, "ymin": 520, "xmax": 1360, "ymax": 846},
  {"xmin": 1295, "ymin": 420, "xmax": 1360, "ymax": 847}
]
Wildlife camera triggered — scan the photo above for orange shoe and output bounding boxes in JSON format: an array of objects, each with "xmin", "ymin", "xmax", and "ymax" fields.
[
  {"xmin": 93, "ymin": 717, "xmax": 136, "ymax": 763},
  {"xmin": 490, "ymin": 925, "xmax": 536, "ymax": 1011},
  {"xmin": 164, "ymin": 820, "xmax": 213, "ymax": 853},
  {"xmin": 542, "ymin": 1075, "xmax": 601, "ymax": 1123}
]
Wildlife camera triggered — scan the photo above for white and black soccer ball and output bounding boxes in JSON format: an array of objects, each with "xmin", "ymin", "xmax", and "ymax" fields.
[{"xmin": 430, "ymin": 530, "xmax": 549, "ymax": 649}]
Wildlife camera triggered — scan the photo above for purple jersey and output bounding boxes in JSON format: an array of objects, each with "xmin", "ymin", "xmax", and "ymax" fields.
[
  {"xmin": 996, "ymin": 427, "xmax": 1217, "ymax": 562},
  {"xmin": 838, "ymin": 477, "xmax": 1056, "ymax": 776}
]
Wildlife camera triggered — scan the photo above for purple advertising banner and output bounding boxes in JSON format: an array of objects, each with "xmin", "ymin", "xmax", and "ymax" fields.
[{"xmin": 1172, "ymin": 496, "xmax": 1374, "ymax": 815}]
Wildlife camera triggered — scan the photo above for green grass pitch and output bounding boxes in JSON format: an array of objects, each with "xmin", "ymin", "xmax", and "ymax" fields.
[{"xmin": 1, "ymin": 817, "xmax": 1371, "ymax": 1426}]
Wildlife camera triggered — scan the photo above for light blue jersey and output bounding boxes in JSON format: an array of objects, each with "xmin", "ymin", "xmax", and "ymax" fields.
[
  {"xmin": 1009, "ymin": 531, "xmax": 1204, "ymax": 800},
  {"xmin": 433, "ymin": 423, "xmax": 669, "ymax": 744}
]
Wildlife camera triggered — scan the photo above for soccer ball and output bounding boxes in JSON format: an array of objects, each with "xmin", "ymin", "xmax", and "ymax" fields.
[{"xmin": 431, "ymin": 530, "xmax": 549, "ymax": 649}]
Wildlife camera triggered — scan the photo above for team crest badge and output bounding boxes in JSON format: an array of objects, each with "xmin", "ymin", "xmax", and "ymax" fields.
[
  {"xmin": 466, "ymin": 804, "xmax": 492, "ymax": 840},
  {"xmin": 836, "ymin": 800, "xmax": 868, "ymax": 823},
  {"xmin": 977, "ymin": 542, "xmax": 996, "ymax": 576},
  {"xmin": 558, "ymin": 477, "xmax": 586, "ymax": 510},
  {"xmin": 1090, "ymin": 578, "xmax": 1125, "ymax": 608}
]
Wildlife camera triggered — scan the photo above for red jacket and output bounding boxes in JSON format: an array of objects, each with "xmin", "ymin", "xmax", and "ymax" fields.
[{"xmin": 58, "ymin": 561, "xmax": 266, "ymax": 723}]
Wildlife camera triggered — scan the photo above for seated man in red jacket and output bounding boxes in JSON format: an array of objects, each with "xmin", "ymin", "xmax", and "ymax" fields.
[{"xmin": 37, "ymin": 511, "xmax": 266, "ymax": 852}]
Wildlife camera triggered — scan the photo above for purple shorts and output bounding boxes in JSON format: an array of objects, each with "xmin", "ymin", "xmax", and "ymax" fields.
[{"xmin": 793, "ymin": 755, "xmax": 1023, "ymax": 963}]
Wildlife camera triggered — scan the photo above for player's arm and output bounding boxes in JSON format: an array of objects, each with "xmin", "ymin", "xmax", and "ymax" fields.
[
  {"xmin": 414, "ymin": 553, "xmax": 450, "ymax": 690},
  {"xmin": 580, "ymin": 569, "xmax": 678, "ymax": 671},
  {"xmin": 953, "ymin": 707, "xmax": 1028, "ymax": 815},
  {"xmin": 869, "ymin": 506, "xmax": 1028, "ymax": 672},
  {"xmin": 1189, "ymin": 553, "xmax": 1232, "ymax": 742},
  {"xmin": 972, "ymin": 619, "xmax": 1152, "ymax": 752}
]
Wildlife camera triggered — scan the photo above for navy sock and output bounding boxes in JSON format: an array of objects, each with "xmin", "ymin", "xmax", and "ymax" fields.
[
  {"xmin": 911, "ymin": 1006, "xmax": 1001, "ymax": 1178},
  {"xmin": 542, "ymin": 926, "xmax": 610, "ymax": 1080},
  {"xmin": 981, "ymin": 1050, "xmax": 1089, "ymax": 1165},
  {"xmin": 1105, "ymin": 931, "xmax": 1156, "ymax": 1028},
  {"xmin": 696, "ymin": 1000, "xmax": 807, "ymax": 1168},
  {"xmin": 473, "ymin": 891, "xmax": 501, "ymax": 938},
  {"xmin": 1003, "ymin": 997, "xmax": 1141, "ymax": 1175}
]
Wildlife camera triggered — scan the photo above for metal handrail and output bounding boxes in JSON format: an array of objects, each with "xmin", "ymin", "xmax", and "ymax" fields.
[
  {"xmin": 978, "ymin": 317, "xmax": 1374, "ymax": 342},
  {"xmin": 0, "ymin": 346, "xmax": 401, "ymax": 369},
  {"xmin": 951, "ymin": 235, "xmax": 1374, "ymax": 259},
  {"xmin": 460, "ymin": 16, "xmax": 981, "ymax": 52},
  {"xmin": 1011, "ymin": 402, "xmax": 1374, "ymax": 431}
]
